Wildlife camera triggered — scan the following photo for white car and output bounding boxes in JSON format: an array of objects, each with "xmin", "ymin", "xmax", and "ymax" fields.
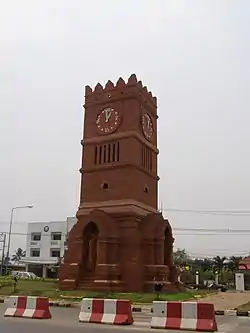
[{"xmin": 12, "ymin": 271, "xmax": 39, "ymax": 279}]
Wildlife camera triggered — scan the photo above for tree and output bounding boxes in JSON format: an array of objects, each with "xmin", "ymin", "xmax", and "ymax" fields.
[
  {"xmin": 227, "ymin": 256, "xmax": 242, "ymax": 272},
  {"xmin": 4, "ymin": 256, "xmax": 10, "ymax": 265},
  {"xmin": 212, "ymin": 256, "xmax": 227, "ymax": 272},
  {"xmin": 11, "ymin": 248, "xmax": 26, "ymax": 263},
  {"xmin": 173, "ymin": 248, "xmax": 190, "ymax": 266},
  {"xmin": 201, "ymin": 258, "xmax": 214, "ymax": 271},
  {"xmin": 193, "ymin": 258, "xmax": 213, "ymax": 272}
]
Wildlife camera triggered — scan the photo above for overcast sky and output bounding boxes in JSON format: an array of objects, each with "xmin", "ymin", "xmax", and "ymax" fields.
[{"xmin": 1, "ymin": 0, "xmax": 250, "ymax": 257}]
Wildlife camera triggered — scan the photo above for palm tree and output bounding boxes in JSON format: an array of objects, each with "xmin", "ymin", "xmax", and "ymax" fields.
[
  {"xmin": 200, "ymin": 258, "xmax": 213, "ymax": 272},
  {"xmin": 212, "ymin": 256, "xmax": 227, "ymax": 272},
  {"xmin": 227, "ymin": 256, "xmax": 242, "ymax": 272},
  {"xmin": 11, "ymin": 248, "xmax": 26, "ymax": 263}
]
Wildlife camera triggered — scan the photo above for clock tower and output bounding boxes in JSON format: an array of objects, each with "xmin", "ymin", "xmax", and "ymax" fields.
[
  {"xmin": 59, "ymin": 74, "xmax": 178, "ymax": 293},
  {"xmin": 80, "ymin": 73, "xmax": 158, "ymax": 214}
]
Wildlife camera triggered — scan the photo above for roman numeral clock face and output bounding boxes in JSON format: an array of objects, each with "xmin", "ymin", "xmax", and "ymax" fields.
[
  {"xmin": 142, "ymin": 112, "xmax": 154, "ymax": 141},
  {"xmin": 96, "ymin": 107, "xmax": 121, "ymax": 134}
]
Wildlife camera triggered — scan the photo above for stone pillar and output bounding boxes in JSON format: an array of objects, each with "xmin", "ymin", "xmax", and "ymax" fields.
[
  {"xmin": 42, "ymin": 265, "xmax": 47, "ymax": 278},
  {"xmin": 97, "ymin": 239, "xmax": 107, "ymax": 264},
  {"xmin": 120, "ymin": 218, "xmax": 143, "ymax": 292},
  {"xmin": 195, "ymin": 271, "xmax": 199, "ymax": 285},
  {"xmin": 215, "ymin": 272, "xmax": 219, "ymax": 284},
  {"xmin": 235, "ymin": 273, "xmax": 245, "ymax": 292},
  {"xmin": 155, "ymin": 239, "xmax": 164, "ymax": 265},
  {"xmin": 143, "ymin": 239, "xmax": 155, "ymax": 265},
  {"xmin": 96, "ymin": 239, "xmax": 108, "ymax": 280},
  {"xmin": 74, "ymin": 236, "xmax": 84, "ymax": 263}
]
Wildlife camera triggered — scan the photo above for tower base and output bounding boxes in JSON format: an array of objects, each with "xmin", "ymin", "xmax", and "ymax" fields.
[{"xmin": 59, "ymin": 209, "xmax": 178, "ymax": 293}]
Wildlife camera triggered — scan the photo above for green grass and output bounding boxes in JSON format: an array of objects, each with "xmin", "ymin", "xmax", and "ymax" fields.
[{"xmin": 0, "ymin": 278, "xmax": 212, "ymax": 303}]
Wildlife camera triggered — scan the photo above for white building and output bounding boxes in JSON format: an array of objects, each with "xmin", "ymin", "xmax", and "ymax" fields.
[{"xmin": 22, "ymin": 217, "xmax": 77, "ymax": 278}]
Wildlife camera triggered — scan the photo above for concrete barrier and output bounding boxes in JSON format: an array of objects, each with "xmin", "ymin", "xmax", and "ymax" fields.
[
  {"xmin": 4, "ymin": 296, "xmax": 51, "ymax": 319},
  {"xmin": 151, "ymin": 301, "xmax": 217, "ymax": 331},
  {"xmin": 79, "ymin": 298, "xmax": 133, "ymax": 325}
]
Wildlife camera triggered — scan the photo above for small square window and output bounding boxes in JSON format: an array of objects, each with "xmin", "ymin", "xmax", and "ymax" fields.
[
  {"xmin": 51, "ymin": 249, "xmax": 61, "ymax": 258},
  {"xmin": 51, "ymin": 233, "xmax": 61, "ymax": 241},
  {"xmin": 31, "ymin": 233, "xmax": 41, "ymax": 241},
  {"xmin": 30, "ymin": 249, "xmax": 40, "ymax": 257}
]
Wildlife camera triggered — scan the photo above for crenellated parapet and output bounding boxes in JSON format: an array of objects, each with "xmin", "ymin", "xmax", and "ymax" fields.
[{"xmin": 84, "ymin": 74, "xmax": 157, "ymax": 107}]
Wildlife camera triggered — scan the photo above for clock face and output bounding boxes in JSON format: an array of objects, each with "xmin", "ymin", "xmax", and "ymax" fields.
[
  {"xmin": 142, "ymin": 113, "xmax": 153, "ymax": 141},
  {"xmin": 96, "ymin": 107, "xmax": 120, "ymax": 134}
]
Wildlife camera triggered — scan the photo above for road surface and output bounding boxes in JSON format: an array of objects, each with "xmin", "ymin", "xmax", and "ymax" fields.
[
  {"xmin": 197, "ymin": 291, "xmax": 250, "ymax": 311},
  {"xmin": 0, "ymin": 303, "xmax": 250, "ymax": 332}
]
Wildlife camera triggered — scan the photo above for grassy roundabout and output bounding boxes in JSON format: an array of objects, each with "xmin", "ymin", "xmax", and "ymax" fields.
[{"xmin": 0, "ymin": 277, "xmax": 212, "ymax": 303}]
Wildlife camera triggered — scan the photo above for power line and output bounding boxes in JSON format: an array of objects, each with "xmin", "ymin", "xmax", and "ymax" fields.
[
  {"xmin": 1, "ymin": 223, "xmax": 250, "ymax": 233},
  {"xmin": 0, "ymin": 207, "xmax": 249, "ymax": 227},
  {"xmin": 0, "ymin": 232, "xmax": 247, "ymax": 258},
  {"xmin": 0, "ymin": 231, "xmax": 248, "ymax": 237},
  {"xmin": 163, "ymin": 208, "xmax": 250, "ymax": 216},
  {"xmin": 174, "ymin": 227, "xmax": 250, "ymax": 232},
  {"xmin": 0, "ymin": 208, "xmax": 250, "ymax": 236},
  {"xmin": 2, "ymin": 223, "xmax": 250, "ymax": 234}
]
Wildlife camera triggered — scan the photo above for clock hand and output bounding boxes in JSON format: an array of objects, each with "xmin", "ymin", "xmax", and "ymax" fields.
[
  {"xmin": 147, "ymin": 116, "xmax": 150, "ymax": 128},
  {"xmin": 105, "ymin": 109, "xmax": 112, "ymax": 123}
]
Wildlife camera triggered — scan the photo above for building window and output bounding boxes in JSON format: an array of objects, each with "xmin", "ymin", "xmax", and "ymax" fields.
[
  {"xmin": 94, "ymin": 141, "xmax": 120, "ymax": 164},
  {"xmin": 112, "ymin": 141, "xmax": 120, "ymax": 162},
  {"xmin": 103, "ymin": 144, "xmax": 107, "ymax": 163},
  {"xmin": 141, "ymin": 146, "xmax": 153, "ymax": 171},
  {"xmin": 31, "ymin": 233, "xmax": 41, "ymax": 241},
  {"xmin": 30, "ymin": 249, "xmax": 40, "ymax": 257},
  {"xmin": 99, "ymin": 145, "xmax": 103, "ymax": 164},
  {"xmin": 94, "ymin": 146, "xmax": 98, "ymax": 164},
  {"xmin": 51, "ymin": 249, "xmax": 61, "ymax": 258},
  {"xmin": 51, "ymin": 232, "xmax": 61, "ymax": 241}
]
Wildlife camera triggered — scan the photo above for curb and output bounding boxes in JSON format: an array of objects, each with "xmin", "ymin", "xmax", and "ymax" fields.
[
  {"xmin": 49, "ymin": 301, "xmax": 75, "ymax": 308},
  {"xmin": 215, "ymin": 310, "xmax": 250, "ymax": 317},
  {"xmin": 132, "ymin": 307, "xmax": 143, "ymax": 312},
  {"xmin": 2, "ymin": 296, "xmax": 250, "ymax": 316},
  {"xmin": 131, "ymin": 307, "xmax": 250, "ymax": 316},
  {"xmin": 0, "ymin": 298, "xmax": 150, "ymax": 310},
  {"xmin": 48, "ymin": 303, "xmax": 152, "ymax": 312}
]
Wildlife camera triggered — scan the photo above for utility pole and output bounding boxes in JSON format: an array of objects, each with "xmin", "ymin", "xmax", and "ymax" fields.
[
  {"xmin": 0, "ymin": 233, "xmax": 6, "ymax": 275},
  {"xmin": 6, "ymin": 205, "xmax": 34, "ymax": 272}
]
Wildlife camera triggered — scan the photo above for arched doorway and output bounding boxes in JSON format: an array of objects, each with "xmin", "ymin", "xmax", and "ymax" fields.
[
  {"xmin": 82, "ymin": 222, "xmax": 99, "ymax": 273},
  {"xmin": 164, "ymin": 226, "xmax": 173, "ymax": 266},
  {"xmin": 164, "ymin": 226, "xmax": 177, "ymax": 283}
]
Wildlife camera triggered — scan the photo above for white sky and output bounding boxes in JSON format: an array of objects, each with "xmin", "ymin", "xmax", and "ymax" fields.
[{"xmin": 1, "ymin": 0, "xmax": 250, "ymax": 257}]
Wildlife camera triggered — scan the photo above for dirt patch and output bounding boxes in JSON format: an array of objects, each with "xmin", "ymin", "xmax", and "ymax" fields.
[
  {"xmin": 196, "ymin": 291, "xmax": 250, "ymax": 310},
  {"xmin": 236, "ymin": 301, "xmax": 250, "ymax": 311}
]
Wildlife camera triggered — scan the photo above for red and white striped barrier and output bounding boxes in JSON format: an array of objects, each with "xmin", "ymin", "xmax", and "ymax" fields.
[
  {"xmin": 151, "ymin": 301, "xmax": 217, "ymax": 332},
  {"xmin": 4, "ymin": 296, "xmax": 51, "ymax": 319},
  {"xmin": 79, "ymin": 298, "xmax": 133, "ymax": 325}
]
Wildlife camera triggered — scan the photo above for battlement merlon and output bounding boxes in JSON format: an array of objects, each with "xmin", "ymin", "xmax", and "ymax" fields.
[{"xmin": 84, "ymin": 74, "xmax": 157, "ymax": 108}]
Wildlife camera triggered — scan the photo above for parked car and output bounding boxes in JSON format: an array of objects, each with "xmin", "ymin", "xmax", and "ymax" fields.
[
  {"xmin": 186, "ymin": 282, "xmax": 227, "ymax": 292},
  {"xmin": 207, "ymin": 282, "xmax": 227, "ymax": 292},
  {"xmin": 11, "ymin": 271, "xmax": 39, "ymax": 279}
]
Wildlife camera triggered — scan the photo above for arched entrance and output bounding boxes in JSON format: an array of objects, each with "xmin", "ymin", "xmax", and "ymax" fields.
[
  {"xmin": 164, "ymin": 226, "xmax": 173, "ymax": 266},
  {"xmin": 164, "ymin": 226, "xmax": 177, "ymax": 283},
  {"xmin": 82, "ymin": 222, "xmax": 99, "ymax": 273}
]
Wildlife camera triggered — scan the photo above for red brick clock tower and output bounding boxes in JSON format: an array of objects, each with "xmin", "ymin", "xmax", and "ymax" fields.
[{"xmin": 59, "ymin": 74, "xmax": 178, "ymax": 292}]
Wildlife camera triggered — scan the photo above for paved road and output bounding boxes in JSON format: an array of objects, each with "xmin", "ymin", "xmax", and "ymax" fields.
[
  {"xmin": 0, "ymin": 304, "xmax": 250, "ymax": 332},
  {"xmin": 197, "ymin": 291, "xmax": 250, "ymax": 311}
]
